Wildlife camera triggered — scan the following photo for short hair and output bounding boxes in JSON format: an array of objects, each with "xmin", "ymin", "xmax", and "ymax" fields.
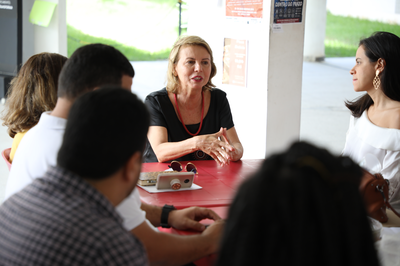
[
  {"xmin": 345, "ymin": 31, "xmax": 400, "ymax": 117},
  {"xmin": 217, "ymin": 142, "xmax": 379, "ymax": 266},
  {"xmin": 166, "ymin": 35, "xmax": 217, "ymax": 93},
  {"xmin": 58, "ymin": 44, "xmax": 134, "ymax": 100},
  {"xmin": 57, "ymin": 87, "xmax": 149, "ymax": 179},
  {"xmin": 1, "ymin": 53, "xmax": 68, "ymax": 138}
]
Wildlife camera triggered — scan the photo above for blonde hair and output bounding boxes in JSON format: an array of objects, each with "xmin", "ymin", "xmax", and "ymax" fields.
[
  {"xmin": 166, "ymin": 35, "xmax": 217, "ymax": 93},
  {"xmin": 1, "ymin": 53, "xmax": 68, "ymax": 138}
]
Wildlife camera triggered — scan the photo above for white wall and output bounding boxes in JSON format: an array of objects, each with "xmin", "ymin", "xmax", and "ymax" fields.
[
  {"xmin": 187, "ymin": 0, "xmax": 307, "ymax": 159},
  {"xmin": 327, "ymin": 0, "xmax": 400, "ymax": 25},
  {"xmin": 22, "ymin": 0, "xmax": 67, "ymax": 63}
]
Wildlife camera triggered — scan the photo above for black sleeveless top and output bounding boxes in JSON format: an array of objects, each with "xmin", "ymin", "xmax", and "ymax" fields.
[{"xmin": 143, "ymin": 88, "xmax": 234, "ymax": 162}]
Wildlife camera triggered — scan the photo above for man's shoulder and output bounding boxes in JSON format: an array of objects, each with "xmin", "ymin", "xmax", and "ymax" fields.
[
  {"xmin": 0, "ymin": 189, "xmax": 147, "ymax": 265},
  {"xmin": 10, "ymin": 127, "xmax": 63, "ymax": 173},
  {"xmin": 19, "ymin": 113, "xmax": 67, "ymax": 147},
  {"xmin": 16, "ymin": 113, "xmax": 66, "ymax": 154}
]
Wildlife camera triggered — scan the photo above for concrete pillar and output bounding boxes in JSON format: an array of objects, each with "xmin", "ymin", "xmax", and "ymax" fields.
[
  {"xmin": 187, "ymin": 0, "xmax": 307, "ymax": 158},
  {"xmin": 266, "ymin": 1, "xmax": 307, "ymax": 156},
  {"xmin": 303, "ymin": 0, "xmax": 327, "ymax": 62}
]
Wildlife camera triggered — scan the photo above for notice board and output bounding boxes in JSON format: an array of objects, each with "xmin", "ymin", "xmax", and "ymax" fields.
[{"xmin": 273, "ymin": 0, "xmax": 303, "ymax": 24}]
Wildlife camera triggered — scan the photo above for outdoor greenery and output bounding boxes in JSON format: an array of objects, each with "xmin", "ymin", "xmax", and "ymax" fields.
[
  {"xmin": 66, "ymin": 5, "xmax": 400, "ymax": 60},
  {"xmin": 67, "ymin": 25, "xmax": 173, "ymax": 60},
  {"xmin": 66, "ymin": 0, "xmax": 187, "ymax": 60},
  {"xmin": 325, "ymin": 11, "xmax": 400, "ymax": 57}
]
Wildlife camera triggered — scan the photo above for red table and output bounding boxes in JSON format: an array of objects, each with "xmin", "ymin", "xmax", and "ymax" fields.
[
  {"xmin": 139, "ymin": 160, "xmax": 263, "ymax": 266},
  {"xmin": 138, "ymin": 159, "xmax": 263, "ymax": 209}
]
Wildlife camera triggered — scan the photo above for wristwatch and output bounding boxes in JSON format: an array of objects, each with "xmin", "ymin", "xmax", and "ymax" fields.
[{"xmin": 160, "ymin": 204, "xmax": 176, "ymax": 228}]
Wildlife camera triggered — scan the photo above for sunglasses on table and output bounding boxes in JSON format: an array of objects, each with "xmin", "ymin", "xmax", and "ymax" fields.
[{"xmin": 168, "ymin": 161, "xmax": 198, "ymax": 174}]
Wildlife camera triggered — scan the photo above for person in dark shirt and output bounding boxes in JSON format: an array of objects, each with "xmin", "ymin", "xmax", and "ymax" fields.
[{"xmin": 144, "ymin": 35, "xmax": 243, "ymax": 165}]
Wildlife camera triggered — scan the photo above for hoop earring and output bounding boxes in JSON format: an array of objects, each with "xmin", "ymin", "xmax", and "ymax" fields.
[{"xmin": 373, "ymin": 70, "xmax": 381, "ymax": 90}]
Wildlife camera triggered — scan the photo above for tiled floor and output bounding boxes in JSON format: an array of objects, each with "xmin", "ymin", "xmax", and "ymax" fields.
[{"xmin": 0, "ymin": 57, "xmax": 358, "ymax": 203}]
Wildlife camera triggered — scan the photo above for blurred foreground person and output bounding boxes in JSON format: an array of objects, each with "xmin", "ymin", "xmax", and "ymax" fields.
[
  {"xmin": 0, "ymin": 88, "xmax": 149, "ymax": 265},
  {"xmin": 217, "ymin": 142, "xmax": 379, "ymax": 266}
]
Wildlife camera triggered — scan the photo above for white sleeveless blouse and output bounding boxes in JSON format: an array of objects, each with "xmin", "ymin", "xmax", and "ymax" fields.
[{"xmin": 342, "ymin": 111, "xmax": 400, "ymax": 212}]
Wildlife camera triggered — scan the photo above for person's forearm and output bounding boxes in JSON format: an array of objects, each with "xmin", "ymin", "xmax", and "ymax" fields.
[
  {"xmin": 231, "ymin": 142, "xmax": 243, "ymax": 161},
  {"xmin": 141, "ymin": 202, "xmax": 163, "ymax": 227},
  {"xmin": 147, "ymin": 232, "xmax": 213, "ymax": 266},
  {"xmin": 152, "ymin": 137, "xmax": 199, "ymax": 162},
  {"xmin": 131, "ymin": 221, "xmax": 217, "ymax": 266}
]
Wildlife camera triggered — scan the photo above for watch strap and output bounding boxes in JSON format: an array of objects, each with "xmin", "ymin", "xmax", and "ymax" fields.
[{"xmin": 160, "ymin": 204, "xmax": 176, "ymax": 228}]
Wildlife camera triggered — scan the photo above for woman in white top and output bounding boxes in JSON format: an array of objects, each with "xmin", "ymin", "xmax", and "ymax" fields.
[{"xmin": 342, "ymin": 32, "xmax": 400, "ymax": 212}]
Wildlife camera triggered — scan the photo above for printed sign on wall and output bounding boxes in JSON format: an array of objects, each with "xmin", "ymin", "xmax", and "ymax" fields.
[
  {"xmin": 0, "ymin": 0, "xmax": 14, "ymax": 10},
  {"xmin": 226, "ymin": 0, "xmax": 263, "ymax": 18},
  {"xmin": 222, "ymin": 38, "xmax": 248, "ymax": 87},
  {"xmin": 273, "ymin": 0, "xmax": 303, "ymax": 24}
]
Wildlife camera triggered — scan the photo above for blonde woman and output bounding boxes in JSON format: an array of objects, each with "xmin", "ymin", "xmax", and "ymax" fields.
[
  {"xmin": 144, "ymin": 36, "xmax": 243, "ymax": 165},
  {"xmin": 1, "ymin": 53, "xmax": 67, "ymax": 162}
]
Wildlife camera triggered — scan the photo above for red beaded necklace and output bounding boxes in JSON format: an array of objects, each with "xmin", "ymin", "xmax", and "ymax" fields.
[{"xmin": 174, "ymin": 91, "xmax": 204, "ymax": 136}]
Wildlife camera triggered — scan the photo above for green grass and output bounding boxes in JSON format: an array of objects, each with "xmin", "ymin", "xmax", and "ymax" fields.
[
  {"xmin": 325, "ymin": 11, "xmax": 400, "ymax": 57},
  {"xmin": 67, "ymin": 0, "xmax": 187, "ymax": 61},
  {"xmin": 67, "ymin": 25, "xmax": 183, "ymax": 61},
  {"xmin": 67, "ymin": 7, "xmax": 400, "ymax": 60}
]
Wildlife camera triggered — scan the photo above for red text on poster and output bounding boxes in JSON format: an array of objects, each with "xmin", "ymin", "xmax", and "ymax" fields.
[{"xmin": 226, "ymin": 0, "xmax": 263, "ymax": 18}]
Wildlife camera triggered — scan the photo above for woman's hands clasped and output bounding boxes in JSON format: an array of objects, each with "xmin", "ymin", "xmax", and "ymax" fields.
[
  {"xmin": 196, "ymin": 127, "xmax": 237, "ymax": 166},
  {"xmin": 147, "ymin": 125, "xmax": 243, "ymax": 163}
]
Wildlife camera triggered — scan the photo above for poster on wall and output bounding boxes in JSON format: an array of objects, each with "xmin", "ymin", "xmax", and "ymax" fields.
[
  {"xmin": 0, "ymin": 0, "xmax": 14, "ymax": 10},
  {"xmin": 222, "ymin": 38, "xmax": 248, "ymax": 88},
  {"xmin": 273, "ymin": 0, "xmax": 303, "ymax": 24},
  {"xmin": 226, "ymin": 0, "xmax": 263, "ymax": 18}
]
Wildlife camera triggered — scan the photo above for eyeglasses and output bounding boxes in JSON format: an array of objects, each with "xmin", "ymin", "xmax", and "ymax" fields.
[{"xmin": 168, "ymin": 161, "xmax": 198, "ymax": 174}]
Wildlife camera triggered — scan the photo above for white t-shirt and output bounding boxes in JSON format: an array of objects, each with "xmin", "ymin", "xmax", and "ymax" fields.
[
  {"xmin": 342, "ymin": 111, "xmax": 400, "ymax": 212},
  {"xmin": 5, "ymin": 112, "xmax": 147, "ymax": 231}
]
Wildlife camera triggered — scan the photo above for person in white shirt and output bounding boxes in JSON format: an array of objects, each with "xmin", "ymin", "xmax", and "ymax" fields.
[
  {"xmin": 5, "ymin": 43, "xmax": 224, "ymax": 266},
  {"xmin": 0, "ymin": 87, "xmax": 150, "ymax": 266},
  {"xmin": 342, "ymin": 31, "xmax": 400, "ymax": 212}
]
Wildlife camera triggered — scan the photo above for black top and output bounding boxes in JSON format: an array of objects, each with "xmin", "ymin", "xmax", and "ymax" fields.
[{"xmin": 144, "ymin": 88, "xmax": 234, "ymax": 162}]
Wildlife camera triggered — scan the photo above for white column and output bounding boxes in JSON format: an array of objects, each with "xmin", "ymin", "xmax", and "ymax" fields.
[
  {"xmin": 187, "ymin": 0, "xmax": 307, "ymax": 158},
  {"xmin": 303, "ymin": 0, "xmax": 327, "ymax": 62},
  {"xmin": 266, "ymin": 0, "xmax": 306, "ymax": 156}
]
